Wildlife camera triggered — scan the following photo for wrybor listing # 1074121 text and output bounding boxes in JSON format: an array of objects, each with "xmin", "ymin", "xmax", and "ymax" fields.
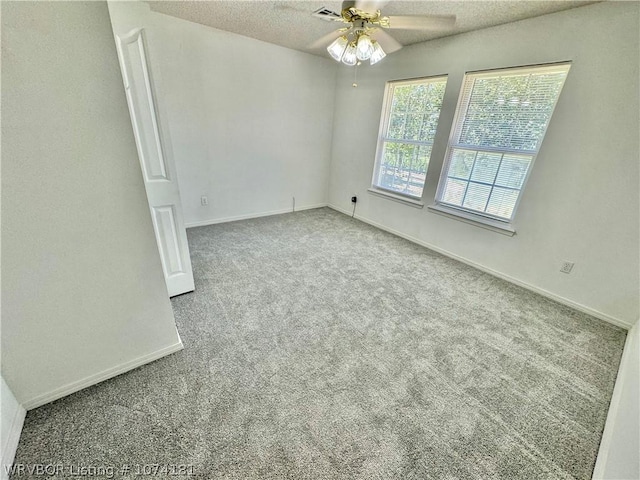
[{"xmin": 4, "ymin": 463, "xmax": 196, "ymax": 477}]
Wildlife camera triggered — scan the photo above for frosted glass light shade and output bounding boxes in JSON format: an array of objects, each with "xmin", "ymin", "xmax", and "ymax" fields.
[
  {"xmin": 356, "ymin": 35, "xmax": 374, "ymax": 61},
  {"xmin": 369, "ymin": 40, "xmax": 386, "ymax": 65},
  {"xmin": 327, "ymin": 36, "xmax": 348, "ymax": 62},
  {"xmin": 341, "ymin": 42, "xmax": 358, "ymax": 66}
]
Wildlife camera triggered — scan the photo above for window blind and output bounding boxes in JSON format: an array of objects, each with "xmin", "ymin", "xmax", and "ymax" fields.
[{"xmin": 438, "ymin": 63, "xmax": 570, "ymax": 222}]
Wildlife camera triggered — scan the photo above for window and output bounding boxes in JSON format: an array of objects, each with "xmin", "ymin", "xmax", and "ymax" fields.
[
  {"xmin": 435, "ymin": 63, "xmax": 570, "ymax": 223},
  {"xmin": 372, "ymin": 76, "xmax": 448, "ymax": 199}
]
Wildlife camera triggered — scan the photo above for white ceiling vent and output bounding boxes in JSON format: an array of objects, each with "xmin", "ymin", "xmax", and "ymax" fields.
[{"xmin": 312, "ymin": 7, "xmax": 341, "ymax": 22}]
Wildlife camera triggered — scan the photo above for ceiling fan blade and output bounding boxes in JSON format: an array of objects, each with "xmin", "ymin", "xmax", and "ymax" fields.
[
  {"xmin": 374, "ymin": 29, "xmax": 402, "ymax": 54},
  {"xmin": 308, "ymin": 29, "xmax": 347, "ymax": 50},
  {"xmin": 354, "ymin": 0, "xmax": 390, "ymax": 13},
  {"xmin": 387, "ymin": 15, "xmax": 456, "ymax": 31}
]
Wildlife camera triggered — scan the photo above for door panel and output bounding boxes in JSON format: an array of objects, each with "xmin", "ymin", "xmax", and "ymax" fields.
[
  {"xmin": 152, "ymin": 205, "xmax": 184, "ymax": 277},
  {"xmin": 119, "ymin": 32, "xmax": 169, "ymax": 182},
  {"xmin": 114, "ymin": 28, "xmax": 194, "ymax": 297}
]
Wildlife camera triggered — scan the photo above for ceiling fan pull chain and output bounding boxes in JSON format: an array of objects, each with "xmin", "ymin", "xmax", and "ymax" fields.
[{"xmin": 353, "ymin": 61, "xmax": 360, "ymax": 87}]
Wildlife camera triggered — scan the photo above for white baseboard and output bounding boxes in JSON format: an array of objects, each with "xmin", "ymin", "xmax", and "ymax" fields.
[
  {"xmin": 1, "ymin": 404, "xmax": 26, "ymax": 480},
  {"xmin": 328, "ymin": 204, "xmax": 632, "ymax": 330},
  {"xmin": 185, "ymin": 203, "xmax": 328, "ymax": 228},
  {"xmin": 22, "ymin": 341, "xmax": 184, "ymax": 410}
]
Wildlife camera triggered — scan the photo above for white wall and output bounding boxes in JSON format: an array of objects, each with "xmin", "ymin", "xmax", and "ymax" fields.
[
  {"xmin": 110, "ymin": 3, "xmax": 338, "ymax": 227},
  {"xmin": 594, "ymin": 320, "xmax": 640, "ymax": 479},
  {"xmin": 328, "ymin": 2, "xmax": 639, "ymax": 327},
  {"xmin": 1, "ymin": 377, "xmax": 25, "ymax": 478},
  {"xmin": 1, "ymin": 1, "xmax": 182, "ymax": 407}
]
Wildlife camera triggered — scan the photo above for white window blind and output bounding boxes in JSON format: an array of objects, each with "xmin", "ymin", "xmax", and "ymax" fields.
[
  {"xmin": 436, "ymin": 63, "xmax": 570, "ymax": 222},
  {"xmin": 372, "ymin": 76, "xmax": 447, "ymax": 199}
]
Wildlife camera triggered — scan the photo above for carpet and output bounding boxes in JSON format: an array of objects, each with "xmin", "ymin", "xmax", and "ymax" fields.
[{"xmin": 11, "ymin": 207, "xmax": 626, "ymax": 479}]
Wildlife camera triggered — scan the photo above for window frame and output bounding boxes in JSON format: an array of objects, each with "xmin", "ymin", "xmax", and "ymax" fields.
[
  {"xmin": 370, "ymin": 74, "xmax": 448, "ymax": 202},
  {"xmin": 433, "ymin": 62, "xmax": 571, "ymax": 229}
]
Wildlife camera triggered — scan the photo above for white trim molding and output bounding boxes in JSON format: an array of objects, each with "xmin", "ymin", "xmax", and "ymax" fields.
[
  {"xmin": 593, "ymin": 321, "xmax": 640, "ymax": 479},
  {"xmin": 0, "ymin": 407, "xmax": 26, "ymax": 480},
  {"xmin": 185, "ymin": 203, "xmax": 328, "ymax": 229},
  {"xmin": 22, "ymin": 341, "xmax": 184, "ymax": 410},
  {"xmin": 367, "ymin": 188, "xmax": 425, "ymax": 208},
  {"xmin": 328, "ymin": 203, "xmax": 633, "ymax": 330},
  {"xmin": 1, "ymin": 390, "xmax": 26, "ymax": 480},
  {"xmin": 428, "ymin": 203, "xmax": 516, "ymax": 236}
]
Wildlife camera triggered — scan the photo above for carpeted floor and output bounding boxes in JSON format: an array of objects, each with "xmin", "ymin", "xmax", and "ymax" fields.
[{"xmin": 12, "ymin": 207, "xmax": 626, "ymax": 479}]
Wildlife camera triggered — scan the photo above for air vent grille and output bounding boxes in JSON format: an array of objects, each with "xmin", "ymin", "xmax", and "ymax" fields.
[{"xmin": 312, "ymin": 7, "xmax": 341, "ymax": 21}]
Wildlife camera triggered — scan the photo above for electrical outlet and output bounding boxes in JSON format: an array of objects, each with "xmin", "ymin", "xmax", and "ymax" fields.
[
  {"xmin": 560, "ymin": 261, "xmax": 574, "ymax": 274},
  {"xmin": 351, "ymin": 196, "xmax": 357, "ymax": 203},
  {"xmin": 201, "ymin": 196, "xmax": 208, "ymax": 206}
]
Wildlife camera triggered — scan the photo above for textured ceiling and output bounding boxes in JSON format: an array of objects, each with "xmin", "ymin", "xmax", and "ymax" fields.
[{"xmin": 148, "ymin": 1, "xmax": 596, "ymax": 58}]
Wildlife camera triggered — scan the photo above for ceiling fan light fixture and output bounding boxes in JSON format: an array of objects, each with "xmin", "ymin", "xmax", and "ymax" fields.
[
  {"xmin": 341, "ymin": 42, "xmax": 358, "ymax": 66},
  {"xmin": 313, "ymin": 4, "xmax": 456, "ymax": 70},
  {"xmin": 355, "ymin": 34, "xmax": 374, "ymax": 61},
  {"xmin": 327, "ymin": 35, "xmax": 348, "ymax": 62},
  {"xmin": 369, "ymin": 40, "xmax": 386, "ymax": 65}
]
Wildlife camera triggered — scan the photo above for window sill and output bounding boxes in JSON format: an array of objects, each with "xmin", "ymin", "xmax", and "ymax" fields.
[
  {"xmin": 427, "ymin": 204, "xmax": 516, "ymax": 236},
  {"xmin": 367, "ymin": 188, "xmax": 424, "ymax": 208}
]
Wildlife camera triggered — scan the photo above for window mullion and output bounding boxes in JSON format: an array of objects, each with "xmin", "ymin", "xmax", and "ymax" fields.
[
  {"xmin": 460, "ymin": 150, "xmax": 479, "ymax": 207},
  {"xmin": 483, "ymin": 153, "xmax": 505, "ymax": 213},
  {"xmin": 383, "ymin": 138, "xmax": 433, "ymax": 147},
  {"xmin": 452, "ymin": 143, "xmax": 536, "ymax": 156}
]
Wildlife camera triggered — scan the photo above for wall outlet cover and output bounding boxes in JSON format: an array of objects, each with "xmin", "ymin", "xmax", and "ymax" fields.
[{"xmin": 560, "ymin": 261, "xmax": 574, "ymax": 274}]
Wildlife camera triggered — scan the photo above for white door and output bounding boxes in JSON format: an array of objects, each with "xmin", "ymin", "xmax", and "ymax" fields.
[{"xmin": 113, "ymin": 28, "xmax": 194, "ymax": 297}]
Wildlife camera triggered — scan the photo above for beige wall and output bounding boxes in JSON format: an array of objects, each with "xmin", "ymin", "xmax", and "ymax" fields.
[
  {"xmin": 328, "ymin": 2, "xmax": 640, "ymax": 327},
  {"xmin": 1, "ymin": 1, "xmax": 182, "ymax": 406}
]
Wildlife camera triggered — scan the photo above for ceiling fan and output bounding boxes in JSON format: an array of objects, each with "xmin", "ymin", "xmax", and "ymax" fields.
[{"xmin": 310, "ymin": 1, "xmax": 456, "ymax": 66}]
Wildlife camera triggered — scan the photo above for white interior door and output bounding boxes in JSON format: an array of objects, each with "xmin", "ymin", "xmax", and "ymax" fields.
[{"xmin": 113, "ymin": 28, "xmax": 194, "ymax": 297}]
